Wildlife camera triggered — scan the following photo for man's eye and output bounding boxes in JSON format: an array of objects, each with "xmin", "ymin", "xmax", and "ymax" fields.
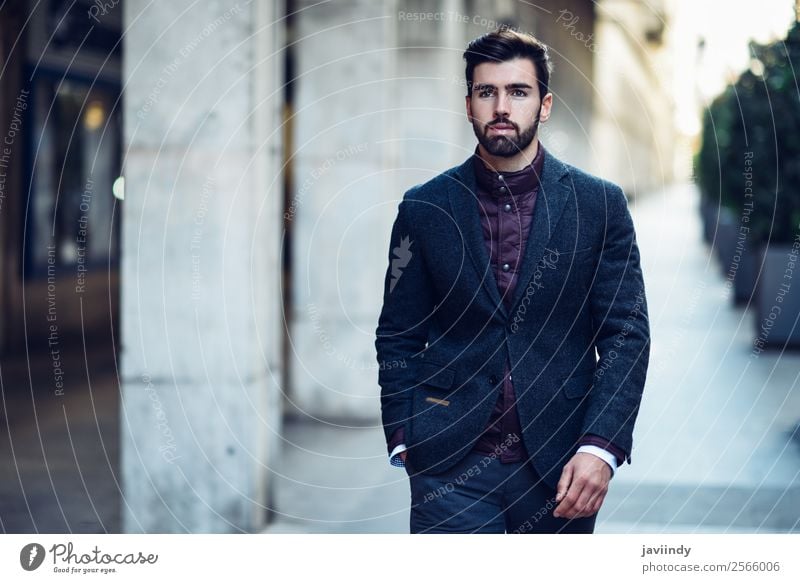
[
  {"xmin": 512, "ymin": 90, "xmax": 527, "ymax": 97},
  {"xmin": 478, "ymin": 89, "xmax": 494, "ymax": 97}
]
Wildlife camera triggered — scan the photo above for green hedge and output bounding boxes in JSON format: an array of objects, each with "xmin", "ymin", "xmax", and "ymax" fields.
[{"xmin": 696, "ymin": 22, "xmax": 800, "ymax": 244}]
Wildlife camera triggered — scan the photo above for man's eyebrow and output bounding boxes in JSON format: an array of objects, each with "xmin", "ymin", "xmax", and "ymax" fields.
[{"xmin": 472, "ymin": 83, "xmax": 533, "ymax": 91}]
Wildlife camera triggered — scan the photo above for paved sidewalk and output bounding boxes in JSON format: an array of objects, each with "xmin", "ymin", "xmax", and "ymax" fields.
[
  {"xmin": 264, "ymin": 183, "xmax": 800, "ymax": 534},
  {"xmin": 600, "ymin": 183, "xmax": 800, "ymax": 533},
  {"xmin": 0, "ymin": 338, "xmax": 120, "ymax": 533}
]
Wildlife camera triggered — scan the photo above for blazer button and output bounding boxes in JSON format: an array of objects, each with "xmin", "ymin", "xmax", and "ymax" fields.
[{"xmin": 489, "ymin": 375, "xmax": 498, "ymax": 385}]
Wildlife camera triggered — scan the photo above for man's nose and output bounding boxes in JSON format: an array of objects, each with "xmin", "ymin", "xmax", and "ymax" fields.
[{"xmin": 494, "ymin": 92, "xmax": 510, "ymax": 118}]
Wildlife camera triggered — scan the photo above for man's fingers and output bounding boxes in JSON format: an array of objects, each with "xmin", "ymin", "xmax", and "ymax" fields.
[
  {"xmin": 555, "ymin": 462, "xmax": 574, "ymax": 502},
  {"xmin": 400, "ymin": 451, "xmax": 407, "ymax": 462},
  {"xmin": 553, "ymin": 463, "xmax": 575, "ymax": 518},
  {"xmin": 587, "ymin": 489, "xmax": 606, "ymax": 516},
  {"xmin": 581, "ymin": 462, "xmax": 611, "ymax": 517},
  {"xmin": 554, "ymin": 476, "xmax": 585, "ymax": 518},
  {"xmin": 554, "ymin": 454, "xmax": 614, "ymax": 519},
  {"xmin": 555, "ymin": 473, "xmax": 606, "ymax": 517},
  {"xmin": 571, "ymin": 481, "xmax": 597, "ymax": 517},
  {"xmin": 595, "ymin": 492, "xmax": 607, "ymax": 514},
  {"xmin": 573, "ymin": 472, "xmax": 610, "ymax": 517}
]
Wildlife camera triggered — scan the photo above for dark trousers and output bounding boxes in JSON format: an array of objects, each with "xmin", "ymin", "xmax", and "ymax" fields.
[{"xmin": 406, "ymin": 450, "xmax": 597, "ymax": 533}]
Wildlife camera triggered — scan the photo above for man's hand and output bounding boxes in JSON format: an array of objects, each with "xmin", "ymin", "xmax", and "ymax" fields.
[
  {"xmin": 399, "ymin": 450, "xmax": 407, "ymax": 463},
  {"xmin": 553, "ymin": 452, "xmax": 611, "ymax": 519}
]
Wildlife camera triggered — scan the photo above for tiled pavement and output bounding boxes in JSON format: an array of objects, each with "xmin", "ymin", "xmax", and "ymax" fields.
[{"xmin": 0, "ymin": 336, "xmax": 121, "ymax": 533}]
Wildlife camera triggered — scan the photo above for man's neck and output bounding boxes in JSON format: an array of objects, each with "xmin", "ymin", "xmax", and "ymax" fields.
[{"xmin": 476, "ymin": 138, "xmax": 540, "ymax": 173}]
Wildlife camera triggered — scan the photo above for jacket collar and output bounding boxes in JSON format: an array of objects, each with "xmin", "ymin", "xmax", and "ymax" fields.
[{"xmin": 447, "ymin": 144, "xmax": 571, "ymax": 318}]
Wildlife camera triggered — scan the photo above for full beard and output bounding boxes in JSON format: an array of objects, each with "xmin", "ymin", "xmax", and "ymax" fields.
[{"xmin": 474, "ymin": 117, "xmax": 539, "ymax": 157}]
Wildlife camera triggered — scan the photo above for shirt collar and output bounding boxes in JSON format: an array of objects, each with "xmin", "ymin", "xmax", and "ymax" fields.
[{"xmin": 472, "ymin": 142, "xmax": 546, "ymax": 198}]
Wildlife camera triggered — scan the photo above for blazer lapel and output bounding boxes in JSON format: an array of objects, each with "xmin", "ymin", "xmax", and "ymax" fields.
[
  {"xmin": 448, "ymin": 147, "xmax": 572, "ymax": 320},
  {"xmin": 506, "ymin": 150, "xmax": 571, "ymax": 315},
  {"xmin": 448, "ymin": 157, "xmax": 508, "ymax": 317}
]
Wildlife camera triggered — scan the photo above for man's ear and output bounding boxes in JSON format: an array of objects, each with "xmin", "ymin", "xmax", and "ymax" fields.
[
  {"xmin": 539, "ymin": 92, "xmax": 553, "ymax": 123},
  {"xmin": 465, "ymin": 95, "xmax": 473, "ymax": 123}
]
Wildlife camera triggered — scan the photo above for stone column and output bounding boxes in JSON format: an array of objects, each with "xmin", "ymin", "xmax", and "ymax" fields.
[
  {"xmin": 120, "ymin": 0, "xmax": 284, "ymax": 532},
  {"xmin": 287, "ymin": 0, "xmax": 472, "ymax": 420}
]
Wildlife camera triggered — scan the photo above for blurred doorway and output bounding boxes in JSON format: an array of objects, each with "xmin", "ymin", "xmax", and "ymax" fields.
[{"xmin": 0, "ymin": 0, "xmax": 123, "ymax": 533}]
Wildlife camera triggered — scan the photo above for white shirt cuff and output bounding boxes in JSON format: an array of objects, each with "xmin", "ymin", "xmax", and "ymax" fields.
[
  {"xmin": 389, "ymin": 443, "xmax": 407, "ymax": 467},
  {"xmin": 577, "ymin": 445, "xmax": 617, "ymax": 476}
]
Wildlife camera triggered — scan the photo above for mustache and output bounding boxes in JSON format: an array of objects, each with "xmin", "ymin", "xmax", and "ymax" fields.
[{"xmin": 486, "ymin": 118, "xmax": 518, "ymax": 131}]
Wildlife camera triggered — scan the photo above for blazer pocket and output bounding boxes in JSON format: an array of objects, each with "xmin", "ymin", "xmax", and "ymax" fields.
[
  {"xmin": 560, "ymin": 371, "xmax": 594, "ymax": 399},
  {"xmin": 415, "ymin": 360, "xmax": 455, "ymax": 391}
]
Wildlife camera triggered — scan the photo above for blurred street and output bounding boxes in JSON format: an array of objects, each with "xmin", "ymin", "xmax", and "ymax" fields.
[
  {"xmin": 2, "ymin": 187, "xmax": 797, "ymax": 534},
  {"xmin": 3, "ymin": 0, "xmax": 800, "ymax": 537},
  {"xmin": 0, "ymin": 335, "xmax": 120, "ymax": 533},
  {"xmin": 264, "ymin": 182, "xmax": 800, "ymax": 533}
]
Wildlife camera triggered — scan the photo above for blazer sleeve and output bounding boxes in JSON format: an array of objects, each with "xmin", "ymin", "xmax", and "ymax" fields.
[
  {"xmin": 582, "ymin": 183, "xmax": 650, "ymax": 463},
  {"xmin": 374, "ymin": 195, "xmax": 436, "ymax": 453}
]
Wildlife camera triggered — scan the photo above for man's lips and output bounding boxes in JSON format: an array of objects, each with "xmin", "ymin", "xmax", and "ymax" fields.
[{"xmin": 488, "ymin": 123, "xmax": 516, "ymax": 132}]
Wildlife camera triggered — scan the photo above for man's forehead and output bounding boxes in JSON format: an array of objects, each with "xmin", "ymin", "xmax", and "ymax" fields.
[{"xmin": 472, "ymin": 58, "xmax": 538, "ymax": 84}]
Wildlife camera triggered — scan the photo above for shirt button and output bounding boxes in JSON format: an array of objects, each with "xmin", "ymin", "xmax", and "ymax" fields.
[
  {"xmin": 502, "ymin": 263, "xmax": 510, "ymax": 272},
  {"xmin": 497, "ymin": 174, "xmax": 503, "ymax": 181},
  {"xmin": 503, "ymin": 203, "xmax": 512, "ymax": 212},
  {"xmin": 498, "ymin": 186, "xmax": 507, "ymax": 195}
]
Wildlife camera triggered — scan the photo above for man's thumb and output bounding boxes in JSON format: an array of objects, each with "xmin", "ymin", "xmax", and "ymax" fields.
[{"xmin": 556, "ymin": 464, "xmax": 573, "ymax": 502}]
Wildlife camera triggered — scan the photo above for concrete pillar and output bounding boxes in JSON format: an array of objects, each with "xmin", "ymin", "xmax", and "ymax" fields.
[
  {"xmin": 287, "ymin": 0, "xmax": 473, "ymax": 420},
  {"xmin": 517, "ymin": 0, "xmax": 596, "ymax": 170},
  {"xmin": 120, "ymin": 0, "xmax": 284, "ymax": 532}
]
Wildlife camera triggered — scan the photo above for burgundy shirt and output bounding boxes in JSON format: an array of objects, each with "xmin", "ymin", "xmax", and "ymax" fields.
[
  {"xmin": 390, "ymin": 144, "xmax": 625, "ymax": 466},
  {"xmin": 468, "ymin": 143, "xmax": 544, "ymax": 462}
]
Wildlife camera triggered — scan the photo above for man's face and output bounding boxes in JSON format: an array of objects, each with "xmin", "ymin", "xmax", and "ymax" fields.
[{"xmin": 465, "ymin": 57, "xmax": 552, "ymax": 157}]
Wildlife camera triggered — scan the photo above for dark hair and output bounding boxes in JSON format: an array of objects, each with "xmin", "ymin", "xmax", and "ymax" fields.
[{"xmin": 463, "ymin": 28, "xmax": 552, "ymax": 99}]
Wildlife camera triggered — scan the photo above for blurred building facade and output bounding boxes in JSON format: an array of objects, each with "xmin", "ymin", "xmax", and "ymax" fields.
[
  {"xmin": 0, "ymin": 0, "xmax": 676, "ymax": 533},
  {"xmin": 592, "ymin": 0, "xmax": 676, "ymax": 193},
  {"xmin": 287, "ymin": 0, "xmax": 675, "ymax": 425}
]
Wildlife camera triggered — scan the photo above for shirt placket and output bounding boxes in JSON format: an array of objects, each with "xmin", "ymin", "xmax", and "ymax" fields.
[
  {"xmin": 496, "ymin": 174, "xmax": 516, "ymax": 462},
  {"xmin": 496, "ymin": 174, "xmax": 511, "ymax": 303}
]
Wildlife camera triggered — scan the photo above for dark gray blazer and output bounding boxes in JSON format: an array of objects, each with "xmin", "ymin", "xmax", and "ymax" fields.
[{"xmin": 375, "ymin": 149, "xmax": 650, "ymax": 490}]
